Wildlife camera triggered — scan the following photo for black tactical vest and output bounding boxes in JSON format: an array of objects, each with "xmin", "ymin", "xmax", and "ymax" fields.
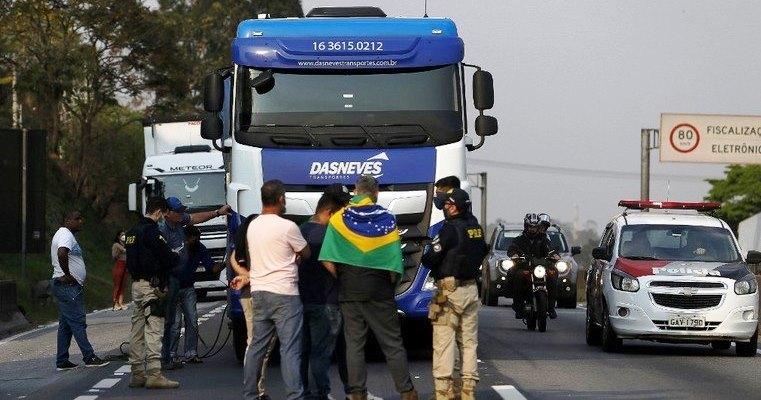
[{"xmin": 436, "ymin": 214, "xmax": 487, "ymax": 280}]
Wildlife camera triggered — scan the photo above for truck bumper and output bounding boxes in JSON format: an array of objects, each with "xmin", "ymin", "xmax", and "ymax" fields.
[{"xmin": 395, "ymin": 267, "xmax": 434, "ymax": 320}]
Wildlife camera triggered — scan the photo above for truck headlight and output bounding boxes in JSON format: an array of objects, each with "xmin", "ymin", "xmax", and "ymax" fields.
[
  {"xmin": 422, "ymin": 273, "xmax": 437, "ymax": 291},
  {"xmin": 611, "ymin": 270, "xmax": 639, "ymax": 292},
  {"xmin": 533, "ymin": 266, "xmax": 546, "ymax": 279},
  {"xmin": 498, "ymin": 259, "xmax": 514, "ymax": 274},
  {"xmin": 555, "ymin": 261, "xmax": 569, "ymax": 274},
  {"xmin": 735, "ymin": 276, "xmax": 758, "ymax": 295}
]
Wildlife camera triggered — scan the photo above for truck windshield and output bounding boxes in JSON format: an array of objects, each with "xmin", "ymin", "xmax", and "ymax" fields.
[
  {"xmin": 246, "ymin": 65, "xmax": 458, "ymax": 114},
  {"xmin": 153, "ymin": 172, "xmax": 226, "ymax": 212},
  {"xmin": 236, "ymin": 65, "xmax": 462, "ymax": 147},
  {"xmin": 618, "ymin": 225, "xmax": 742, "ymax": 263}
]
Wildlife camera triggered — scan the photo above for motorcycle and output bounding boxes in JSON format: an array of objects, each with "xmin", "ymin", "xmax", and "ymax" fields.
[{"xmin": 512, "ymin": 253, "xmax": 557, "ymax": 332}]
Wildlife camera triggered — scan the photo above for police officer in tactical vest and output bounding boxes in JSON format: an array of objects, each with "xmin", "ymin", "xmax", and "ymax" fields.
[
  {"xmin": 422, "ymin": 188, "xmax": 488, "ymax": 400},
  {"xmin": 125, "ymin": 197, "xmax": 180, "ymax": 389}
]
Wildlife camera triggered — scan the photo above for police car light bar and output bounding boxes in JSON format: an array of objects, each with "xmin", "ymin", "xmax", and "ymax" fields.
[{"xmin": 618, "ymin": 200, "xmax": 721, "ymax": 211}]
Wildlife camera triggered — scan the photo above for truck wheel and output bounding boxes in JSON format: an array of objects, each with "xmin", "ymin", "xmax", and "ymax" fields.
[
  {"xmin": 481, "ymin": 269, "xmax": 498, "ymax": 306},
  {"xmin": 601, "ymin": 302, "xmax": 622, "ymax": 352},
  {"xmin": 536, "ymin": 291, "xmax": 548, "ymax": 333},
  {"xmin": 585, "ymin": 306, "xmax": 602, "ymax": 346},
  {"xmin": 736, "ymin": 329, "xmax": 758, "ymax": 357},
  {"xmin": 232, "ymin": 316, "xmax": 248, "ymax": 363}
]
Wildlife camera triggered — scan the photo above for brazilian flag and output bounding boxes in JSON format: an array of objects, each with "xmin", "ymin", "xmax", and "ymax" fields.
[{"xmin": 318, "ymin": 195, "xmax": 403, "ymax": 274}]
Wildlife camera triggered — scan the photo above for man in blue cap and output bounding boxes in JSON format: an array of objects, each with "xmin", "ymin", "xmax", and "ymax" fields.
[{"xmin": 160, "ymin": 196, "xmax": 231, "ymax": 369}]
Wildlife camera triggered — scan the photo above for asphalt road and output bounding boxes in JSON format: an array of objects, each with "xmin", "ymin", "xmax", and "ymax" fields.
[{"xmin": 6, "ymin": 298, "xmax": 761, "ymax": 400}]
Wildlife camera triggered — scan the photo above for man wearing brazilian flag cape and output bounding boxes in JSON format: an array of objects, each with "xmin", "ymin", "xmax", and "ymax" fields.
[{"xmin": 319, "ymin": 175, "xmax": 419, "ymax": 400}]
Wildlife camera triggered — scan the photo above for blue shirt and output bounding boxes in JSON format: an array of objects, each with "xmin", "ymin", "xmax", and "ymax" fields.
[
  {"xmin": 158, "ymin": 213, "xmax": 191, "ymax": 268},
  {"xmin": 173, "ymin": 243, "xmax": 215, "ymax": 289},
  {"xmin": 298, "ymin": 221, "xmax": 338, "ymax": 305}
]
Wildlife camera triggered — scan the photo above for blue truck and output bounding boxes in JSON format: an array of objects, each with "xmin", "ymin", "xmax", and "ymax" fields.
[{"xmin": 203, "ymin": 6, "xmax": 498, "ymax": 360}]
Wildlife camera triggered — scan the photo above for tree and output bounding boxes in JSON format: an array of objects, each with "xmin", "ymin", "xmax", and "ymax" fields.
[{"xmin": 705, "ymin": 165, "xmax": 761, "ymax": 232}]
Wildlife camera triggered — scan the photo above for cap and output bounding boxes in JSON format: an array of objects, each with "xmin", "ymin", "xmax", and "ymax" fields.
[
  {"xmin": 324, "ymin": 183, "xmax": 352, "ymax": 203},
  {"xmin": 444, "ymin": 188, "xmax": 471, "ymax": 210},
  {"xmin": 166, "ymin": 197, "xmax": 187, "ymax": 213}
]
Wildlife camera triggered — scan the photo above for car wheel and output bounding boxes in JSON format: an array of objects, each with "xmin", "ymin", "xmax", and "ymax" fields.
[
  {"xmin": 736, "ymin": 329, "xmax": 758, "ymax": 357},
  {"xmin": 710, "ymin": 340, "xmax": 731, "ymax": 350},
  {"xmin": 585, "ymin": 305, "xmax": 602, "ymax": 346},
  {"xmin": 601, "ymin": 302, "xmax": 622, "ymax": 352},
  {"xmin": 481, "ymin": 268, "xmax": 498, "ymax": 306}
]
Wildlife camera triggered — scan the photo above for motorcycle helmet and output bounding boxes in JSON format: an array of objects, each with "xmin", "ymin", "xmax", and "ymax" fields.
[
  {"xmin": 524, "ymin": 213, "xmax": 541, "ymax": 230},
  {"xmin": 538, "ymin": 213, "xmax": 551, "ymax": 228}
]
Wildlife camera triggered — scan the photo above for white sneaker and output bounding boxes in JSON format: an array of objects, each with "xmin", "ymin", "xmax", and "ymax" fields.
[
  {"xmin": 367, "ymin": 392, "xmax": 384, "ymax": 400},
  {"xmin": 327, "ymin": 395, "xmax": 337, "ymax": 400}
]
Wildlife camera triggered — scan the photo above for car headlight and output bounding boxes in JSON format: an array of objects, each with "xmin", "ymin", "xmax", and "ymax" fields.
[
  {"xmin": 734, "ymin": 275, "xmax": 758, "ymax": 295},
  {"xmin": 533, "ymin": 265, "xmax": 546, "ymax": 279},
  {"xmin": 555, "ymin": 260, "xmax": 569, "ymax": 274},
  {"xmin": 498, "ymin": 259, "xmax": 514, "ymax": 274},
  {"xmin": 611, "ymin": 270, "xmax": 639, "ymax": 292},
  {"xmin": 422, "ymin": 272, "xmax": 436, "ymax": 291}
]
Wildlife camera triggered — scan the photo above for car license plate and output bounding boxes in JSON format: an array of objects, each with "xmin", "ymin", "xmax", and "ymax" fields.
[{"xmin": 668, "ymin": 315, "xmax": 706, "ymax": 328}]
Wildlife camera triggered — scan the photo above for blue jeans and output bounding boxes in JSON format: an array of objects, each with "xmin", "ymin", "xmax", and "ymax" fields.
[
  {"xmin": 162, "ymin": 277, "xmax": 180, "ymax": 363},
  {"xmin": 244, "ymin": 291, "xmax": 304, "ymax": 400},
  {"xmin": 170, "ymin": 287, "xmax": 199, "ymax": 358},
  {"xmin": 301, "ymin": 304, "xmax": 341, "ymax": 399},
  {"xmin": 51, "ymin": 279, "xmax": 95, "ymax": 365}
]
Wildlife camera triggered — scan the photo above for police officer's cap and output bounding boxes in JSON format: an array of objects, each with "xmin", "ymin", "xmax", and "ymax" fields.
[{"xmin": 444, "ymin": 188, "xmax": 471, "ymax": 210}]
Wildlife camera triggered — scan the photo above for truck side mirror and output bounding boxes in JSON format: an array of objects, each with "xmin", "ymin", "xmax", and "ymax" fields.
[
  {"xmin": 128, "ymin": 183, "xmax": 138, "ymax": 212},
  {"xmin": 572, "ymin": 246, "xmax": 582, "ymax": 256},
  {"xmin": 475, "ymin": 115, "xmax": 498, "ymax": 136},
  {"xmin": 592, "ymin": 247, "xmax": 609, "ymax": 260},
  {"xmin": 473, "ymin": 70, "xmax": 494, "ymax": 111},
  {"xmin": 203, "ymin": 73, "xmax": 224, "ymax": 112},
  {"xmin": 201, "ymin": 114, "xmax": 223, "ymax": 140},
  {"xmin": 746, "ymin": 250, "xmax": 761, "ymax": 264}
]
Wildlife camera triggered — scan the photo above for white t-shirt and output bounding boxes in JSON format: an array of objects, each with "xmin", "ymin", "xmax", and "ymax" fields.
[
  {"xmin": 51, "ymin": 227, "xmax": 87, "ymax": 285},
  {"xmin": 246, "ymin": 214, "xmax": 308, "ymax": 296}
]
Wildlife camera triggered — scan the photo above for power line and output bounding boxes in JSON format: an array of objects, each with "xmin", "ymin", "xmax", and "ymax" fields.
[{"xmin": 468, "ymin": 158, "xmax": 722, "ymax": 182}]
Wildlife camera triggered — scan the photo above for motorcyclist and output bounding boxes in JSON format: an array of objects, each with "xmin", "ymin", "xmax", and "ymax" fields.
[{"xmin": 507, "ymin": 213, "xmax": 560, "ymax": 320}]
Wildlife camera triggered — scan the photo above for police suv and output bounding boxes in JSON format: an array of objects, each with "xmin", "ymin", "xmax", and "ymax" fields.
[{"xmin": 586, "ymin": 200, "xmax": 761, "ymax": 356}]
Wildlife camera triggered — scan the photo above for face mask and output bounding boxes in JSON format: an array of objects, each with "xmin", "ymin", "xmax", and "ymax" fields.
[{"xmin": 433, "ymin": 195, "xmax": 446, "ymax": 210}]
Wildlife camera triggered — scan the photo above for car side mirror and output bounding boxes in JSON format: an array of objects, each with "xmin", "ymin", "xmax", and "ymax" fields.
[
  {"xmin": 475, "ymin": 115, "xmax": 498, "ymax": 137},
  {"xmin": 592, "ymin": 246, "xmax": 609, "ymax": 260},
  {"xmin": 201, "ymin": 114, "xmax": 223, "ymax": 140},
  {"xmin": 472, "ymin": 70, "xmax": 494, "ymax": 111},
  {"xmin": 746, "ymin": 250, "xmax": 761, "ymax": 264},
  {"xmin": 203, "ymin": 73, "xmax": 224, "ymax": 112},
  {"xmin": 572, "ymin": 246, "xmax": 582, "ymax": 256}
]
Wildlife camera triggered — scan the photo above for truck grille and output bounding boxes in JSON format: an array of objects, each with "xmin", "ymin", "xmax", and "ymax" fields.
[
  {"xmin": 651, "ymin": 293, "xmax": 722, "ymax": 309},
  {"xmin": 650, "ymin": 281, "xmax": 724, "ymax": 289}
]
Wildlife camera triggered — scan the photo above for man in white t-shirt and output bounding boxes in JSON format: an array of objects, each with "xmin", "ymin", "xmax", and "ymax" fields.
[
  {"xmin": 231, "ymin": 180, "xmax": 310, "ymax": 400},
  {"xmin": 50, "ymin": 211, "xmax": 109, "ymax": 370}
]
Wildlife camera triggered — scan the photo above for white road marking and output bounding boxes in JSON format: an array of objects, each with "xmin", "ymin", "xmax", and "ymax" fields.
[
  {"xmin": 92, "ymin": 378, "xmax": 120, "ymax": 389},
  {"xmin": 114, "ymin": 365, "xmax": 130, "ymax": 374},
  {"xmin": 73, "ymin": 396, "xmax": 98, "ymax": 400},
  {"xmin": 88, "ymin": 389, "xmax": 100, "ymax": 392},
  {"xmin": 492, "ymin": 385, "xmax": 528, "ymax": 400}
]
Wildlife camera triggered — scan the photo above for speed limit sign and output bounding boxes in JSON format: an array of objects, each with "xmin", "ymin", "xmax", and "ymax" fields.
[
  {"xmin": 660, "ymin": 113, "xmax": 761, "ymax": 164},
  {"xmin": 669, "ymin": 123, "xmax": 700, "ymax": 153}
]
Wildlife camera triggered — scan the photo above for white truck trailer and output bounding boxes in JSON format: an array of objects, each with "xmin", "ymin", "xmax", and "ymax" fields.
[{"xmin": 129, "ymin": 118, "xmax": 228, "ymax": 298}]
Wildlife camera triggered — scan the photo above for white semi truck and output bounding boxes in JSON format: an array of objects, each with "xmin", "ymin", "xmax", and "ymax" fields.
[{"xmin": 128, "ymin": 118, "xmax": 228, "ymax": 298}]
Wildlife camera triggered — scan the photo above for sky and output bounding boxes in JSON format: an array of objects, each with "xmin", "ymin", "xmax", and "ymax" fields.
[{"xmin": 299, "ymin": 0, "xmax": 761, "ymax": 231}]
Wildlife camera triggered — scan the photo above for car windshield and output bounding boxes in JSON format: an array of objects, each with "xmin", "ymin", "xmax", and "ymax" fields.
[
  {"xmin": 618, "ymin": 224, "xmax": 742, "ymax": 263},
  {"xmin": 494, "ymin": 230, "xmax": 568, "ymax": 252},
  {"xmin": 153, "ymin": 172, "xmax": 226, "ymax": 212}
]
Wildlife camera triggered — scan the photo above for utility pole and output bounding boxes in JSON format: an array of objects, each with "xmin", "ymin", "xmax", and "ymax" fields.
[
  {"xmin": 640, "ymin": 128, "xmax": 660, "ymax": 201},
  {"xmin": 467, "ymin": 172, "xmax": 487, "ymax": 231}
]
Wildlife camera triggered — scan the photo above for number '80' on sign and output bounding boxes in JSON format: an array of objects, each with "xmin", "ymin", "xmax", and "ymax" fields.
[{"xmin": 669, "ymin": 123, "xmax": 700, "ymax": 153}]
